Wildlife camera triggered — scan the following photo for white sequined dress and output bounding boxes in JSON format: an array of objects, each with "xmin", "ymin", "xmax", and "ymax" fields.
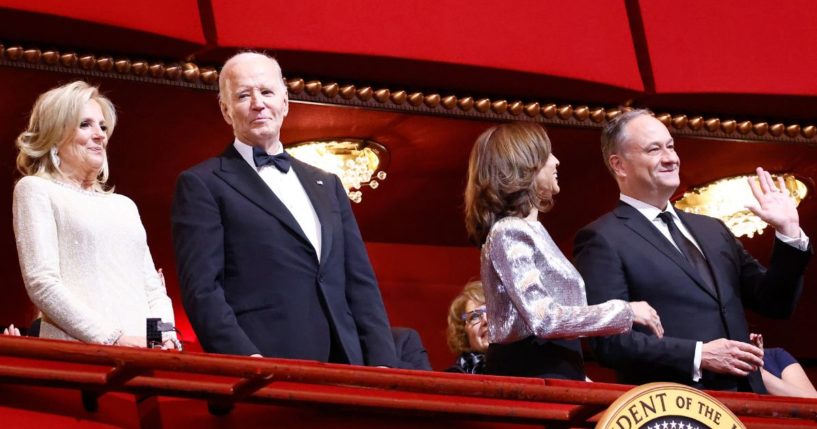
[
  {"xmin": 482, "ymin": 216, "xmax": 633, "ymax": 345},
  {"xmin": 12, "ymin": 175, "xmax": 176, "ymax": 344}
]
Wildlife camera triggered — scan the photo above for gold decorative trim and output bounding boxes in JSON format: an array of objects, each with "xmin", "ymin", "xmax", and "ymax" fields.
[
  {"xmin": 284, "ymin": 76, "xmax": 817, "ymax": 144},
  {"xmin": 2, "ymin": 42, "xmax": 815, "ymax": 144},
  {"xmin": 0, "ymin": 44, "xmax": 218, "ymax": 88}
]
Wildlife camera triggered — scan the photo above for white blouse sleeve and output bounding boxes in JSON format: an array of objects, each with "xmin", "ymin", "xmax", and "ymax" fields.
[{"xmin": 142, "ymin": 246, "xmax": 176, "ymax": 325}]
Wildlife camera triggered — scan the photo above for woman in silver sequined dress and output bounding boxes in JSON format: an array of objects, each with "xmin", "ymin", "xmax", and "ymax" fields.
[
  {"xmin": 12, "ymin": 81, "xmax": 179, "ymax": 350},
  {"xmin": 464, "ymin": 122, "xmax": 663, "ymax": 380}
]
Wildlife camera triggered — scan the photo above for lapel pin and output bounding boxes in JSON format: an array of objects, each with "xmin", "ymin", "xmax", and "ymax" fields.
[{"xmin": 317, "ymin": 180, "xmax": 324, "ymax": 185}]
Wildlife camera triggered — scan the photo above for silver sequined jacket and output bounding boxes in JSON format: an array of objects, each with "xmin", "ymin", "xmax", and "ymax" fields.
[{"xmin": 481, "ymin": 216, "xmax": 633, "ymax": 344}]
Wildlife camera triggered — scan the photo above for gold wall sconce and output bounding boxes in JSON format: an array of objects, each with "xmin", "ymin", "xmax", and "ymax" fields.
[
  {"xmin": 675, "ymin": 173, "xmax": 808, "ymax": 238},
  {"xmin": 286, "ymin": 139, "xmax": 389, "ymax": 203}
]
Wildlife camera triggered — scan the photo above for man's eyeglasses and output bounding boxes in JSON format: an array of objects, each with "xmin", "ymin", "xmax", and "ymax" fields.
[{"xmin": 461, "ymin": 306, "xmax": 487, "ymax": 326}]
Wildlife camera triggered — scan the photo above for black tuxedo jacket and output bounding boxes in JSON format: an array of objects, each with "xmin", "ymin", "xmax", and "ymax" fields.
[
  {"xmin": 171, "ymin": 145, "xmax": 397, "ymax": 366},
  {"xmin": 573, "ymin": 202, "xmax": 810, "ymax": 392},
  {"xmin": 391, "ymin": 327, "xmax": 432, "ymax": 370}
]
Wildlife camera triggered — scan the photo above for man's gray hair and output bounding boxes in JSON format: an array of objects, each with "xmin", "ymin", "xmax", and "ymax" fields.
[{"xmin": 600, "ymin": 108, "xmax": 653, "ymax": 176}]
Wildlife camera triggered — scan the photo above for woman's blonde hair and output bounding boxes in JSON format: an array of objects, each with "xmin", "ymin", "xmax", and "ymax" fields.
[
  {"xmin": 15, "ymin": 80, "xmax": 117, "ymax": 192},
  {"xmin": 446, "ymin": 280, "xmax": 486, "ymax": 355},
  {"xmin": 464, "ymin": 122, "xmax": 553, "ymax": 245}
]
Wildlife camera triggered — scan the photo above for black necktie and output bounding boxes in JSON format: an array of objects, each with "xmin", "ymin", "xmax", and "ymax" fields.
[
  {"xmin": 657, "ymin": 211, "xmax": 716, "ymax": 294},
  {"xmin": 252, "ymin": 146, "xmax": 291, "ymax": 173}
]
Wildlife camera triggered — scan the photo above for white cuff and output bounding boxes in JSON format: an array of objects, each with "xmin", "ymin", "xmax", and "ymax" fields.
[
  {"xmin": 692, "ymin": 341, "xmax": 702, "ymax": 382},
  {"xmin": 776, "ymin": 228, "xmax": 809, "ymax": 251}
]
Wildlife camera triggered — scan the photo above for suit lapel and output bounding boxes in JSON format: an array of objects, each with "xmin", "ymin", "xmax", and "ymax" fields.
[
  {"xmin": 291, "ymin": 158, "xmax": 334, "ymax": 266},
  {"xmin": 214, "ymin": 145, "xmax": 312, "ymax": 247},
  {"xmin": 676, "ymin": 210, "xmax": 724, "ymax": 299},
  {"xmin": 615, "ymin": 202, "xmax": 719, "ymax": 301}
]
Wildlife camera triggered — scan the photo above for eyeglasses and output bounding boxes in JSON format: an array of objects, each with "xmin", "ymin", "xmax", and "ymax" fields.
[{"xmin": 461, "ymin": 306, "xmax": 487, "ymax": 326}]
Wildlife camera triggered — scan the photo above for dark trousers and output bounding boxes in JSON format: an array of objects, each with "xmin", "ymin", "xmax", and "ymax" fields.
[{"xmin": 485, "ymin": 336, "xmax": 586, "ymax": 381}]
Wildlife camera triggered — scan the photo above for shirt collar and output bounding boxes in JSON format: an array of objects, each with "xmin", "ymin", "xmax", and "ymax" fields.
[
  {"xmin": 619, "ymin": 193, "xmax": 680, "ymax": 223},
  {"xmin": 233, "ymin": 138, "xmax": 284, "ymax": 170}
]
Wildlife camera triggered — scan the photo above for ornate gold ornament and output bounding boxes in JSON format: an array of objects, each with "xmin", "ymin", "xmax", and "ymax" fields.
[{"xmin": 286, "ymin": 139, "xmax": 389, "ymax": 204}]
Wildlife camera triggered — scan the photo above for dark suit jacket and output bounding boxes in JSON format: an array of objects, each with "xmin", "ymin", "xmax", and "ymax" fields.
[
  {"xmin": 171, "ymin": 145, "xmax": 397, "ymax": 366},
  {"xmin": 391, "ymin": 327, "xmax": 432, "ymax": 370},
  {"xmin": 573, "ymin": 202, "xmax": 810, "ymax": 392}
]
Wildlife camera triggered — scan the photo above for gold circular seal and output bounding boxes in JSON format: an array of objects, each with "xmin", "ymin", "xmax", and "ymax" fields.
[{"xmin": 596, "ymin": 383, "xmax": 744, "ymax": 429}]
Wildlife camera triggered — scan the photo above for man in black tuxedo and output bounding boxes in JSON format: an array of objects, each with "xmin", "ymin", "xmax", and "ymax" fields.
[
  {"xmin": 171, "ymin": 52, "xmax": 397, "ymax": 366},
  {"xmin": 574, "ymin": 109, "xmax": 810, "ymax": 392}
]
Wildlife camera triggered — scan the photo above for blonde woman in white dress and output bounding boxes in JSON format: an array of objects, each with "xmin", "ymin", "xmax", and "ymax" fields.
[{"xmin": 12, "ymin": 81, "xmax": 179, "ymax": 350}]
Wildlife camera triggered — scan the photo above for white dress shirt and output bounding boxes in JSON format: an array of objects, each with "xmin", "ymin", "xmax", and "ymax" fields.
[
  {"xmin": 619, "ymin": 193, "xmax": 809, "ymax": 382},
  {"xmin": 234, "ymin": 139, "xmax": 322, "ymax": 261},
  {"xmin": 619, "ymin": 194, "xmax": 703, "ymax": 255}
]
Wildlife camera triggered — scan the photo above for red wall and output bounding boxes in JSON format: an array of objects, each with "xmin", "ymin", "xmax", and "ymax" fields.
[{"xmin": 367, "ymin": 242, "xmax": 480, "ymax": 370}]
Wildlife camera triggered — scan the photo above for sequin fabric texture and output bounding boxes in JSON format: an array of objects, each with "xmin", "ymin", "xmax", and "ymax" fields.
[
  {"xmin": 12, "ymin": 175, "xmax": 176, "ymax": 344},
  {"xmin": 481, "ymin": 217, "xmax": 633, "ymax": 344}
]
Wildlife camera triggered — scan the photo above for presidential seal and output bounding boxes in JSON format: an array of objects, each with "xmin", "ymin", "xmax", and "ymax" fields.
[{"xmin": 596, "ymin": 382, "xmax": 744, "ymax": 429}]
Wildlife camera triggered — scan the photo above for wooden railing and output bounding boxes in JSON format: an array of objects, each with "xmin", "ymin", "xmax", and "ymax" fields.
[{"xmin": 0, "ymin": 336, "xmax": 815, "ymax": 428}]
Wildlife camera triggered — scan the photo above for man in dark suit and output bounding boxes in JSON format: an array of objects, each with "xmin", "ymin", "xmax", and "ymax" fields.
[
  {"xmin": 391, "ymin": 327, "xmax": 432, "ymax": 370},
  {"xmin": 573, "ymin": 109, "xmax": 810, "ymax": 392},
  {"xmin": 171, "ymin": 52, "xmax": 397, "ymax": 366}
]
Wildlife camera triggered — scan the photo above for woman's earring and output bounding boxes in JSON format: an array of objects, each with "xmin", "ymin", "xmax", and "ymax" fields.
[{"xmin": 50, "ymin": 146, "xmax": 60, "ymax": 168}]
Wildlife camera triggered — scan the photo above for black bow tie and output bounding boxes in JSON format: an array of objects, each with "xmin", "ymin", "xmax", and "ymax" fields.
[{"xmin": 252, "ymin": 146, "xmax": 291, "ymax": 173}]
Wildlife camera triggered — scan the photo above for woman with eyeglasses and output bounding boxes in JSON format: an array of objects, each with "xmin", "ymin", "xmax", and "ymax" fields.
[
  {"xmin": 464, "ymin": 122, "xmax": 664, "ymax": 380},
  {"xmin": 445, "ymin": 280, "xmax": 489, "ymax": 374}
]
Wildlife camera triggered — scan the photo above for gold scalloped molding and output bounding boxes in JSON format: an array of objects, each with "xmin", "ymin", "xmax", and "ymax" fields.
[
  {"xmin": 0, "ymin": 45, "xmax": 217, "ymax": 89},
  {"xmin": 2, "ymin": 43, "xmax": 815, "ymax": 144}
]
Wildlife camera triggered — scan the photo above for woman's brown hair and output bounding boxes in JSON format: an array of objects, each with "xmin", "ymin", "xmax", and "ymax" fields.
[{"xmin": 464, "ymin": 122, "xmax": 553, "ymax": 245}]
